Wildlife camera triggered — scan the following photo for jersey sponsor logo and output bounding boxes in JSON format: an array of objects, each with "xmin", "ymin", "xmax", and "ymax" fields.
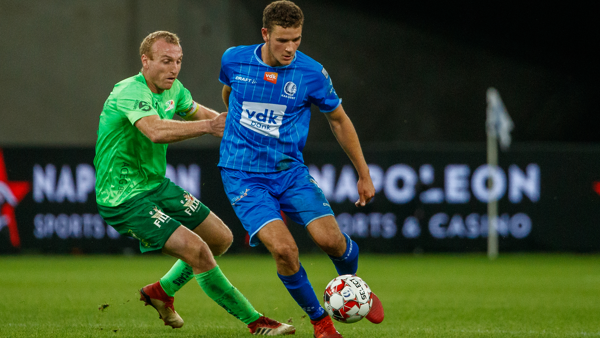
[
  {"xmin": 234, "ymin": 76, "xmax": 257, "ymax": 84},
  {"xmin": 282, "ymin": 81, "xmax": 297, "ymax": 99},
  {"xmin": 231, "ymin": 188, "xmax": 250, "ymax": 206},
  {"xmin": 136, "ymin": 100, "xmax": 152, "ymax": 112},
  {"xmin": 264, "ymin": 72, "xmax": 278, "ymax": 84},
  {"xmin": 150, "ymin": 206, "xmax": 171, "ymax": 228},
  {"xmin": 240, "ymin": 101, "xmax": 286, "ymax": 138},
  {"xmin": 181, "ymin": 192, "xmax": 200, "ymax": 216},
  {"xmin": 321, "ymin": 67, "xmax": 329, "ymax": 79},
  {"xmin": 165, "ymin": 100, "xmax": 175, "ymax": 112}
]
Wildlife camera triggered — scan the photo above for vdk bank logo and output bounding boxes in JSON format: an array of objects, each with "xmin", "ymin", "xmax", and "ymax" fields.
[
  {"xmin": 0, "ymin": 149, "xmax": 31, "ymax": 248},
  {"xmin": 240, "ymin": 101, "xmax": 286, "ymax": 138},
  {"xmin": 264, "ymin": 72, "xmax": 278, "ymax": 84}
]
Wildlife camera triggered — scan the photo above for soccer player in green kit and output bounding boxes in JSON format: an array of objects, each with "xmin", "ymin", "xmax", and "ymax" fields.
[{"xmin": 94, "ymin": 31, "xmax": 294, "ymax": 335}]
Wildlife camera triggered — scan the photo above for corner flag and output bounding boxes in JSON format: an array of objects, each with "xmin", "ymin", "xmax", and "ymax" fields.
[
  {"xmin": 485, "ymin": 88, "xmax": 513, "ymax": 260},
  {"xmin": 486, "ymin": 88, "xmax": 513, "ymax": 150}
]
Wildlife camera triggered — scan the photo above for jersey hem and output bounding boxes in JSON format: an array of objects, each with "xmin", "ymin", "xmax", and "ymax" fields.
[
  {"xmin": 95, "ymin": 178, "xmax": 167, "ymax": 207},
  {"xmin": 217, "ymin": 161, "xmax": 303, "ymax": 173}
]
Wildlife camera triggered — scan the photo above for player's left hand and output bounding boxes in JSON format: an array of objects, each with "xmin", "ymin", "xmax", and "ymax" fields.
[
  {"xmin": 209, "ymin": 112, "xmax": 228, "ymax": 137},
  {"xmin": 355, "ymin": 177, "xmax": 375, "ymax": 207}
]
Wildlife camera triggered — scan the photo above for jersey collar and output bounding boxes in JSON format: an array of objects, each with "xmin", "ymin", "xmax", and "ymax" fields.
[{"xmin": 254, "ymin": 44, "xmax": 296, "ymax": 69}]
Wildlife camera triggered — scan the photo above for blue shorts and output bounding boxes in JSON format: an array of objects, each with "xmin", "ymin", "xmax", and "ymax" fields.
[{"xmin": 220, "ymin": 165, "xmax": 334, "ymax": 247}]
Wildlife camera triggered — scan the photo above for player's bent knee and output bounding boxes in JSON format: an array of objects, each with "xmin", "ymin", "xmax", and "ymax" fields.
[
  {"xmin": 317, "ymin": 237, "xmax": 346, "ymax": 256},
  {"xmin": 215, "ymin": 225, "xmax": 234, "ymax": 255},
  {"xmin": 213, "ymin": 234, "xmax": 233, "ymax": 257},
  {"xmin": 270, "ymin": 243, "xmax": 299, "ymax": 264},
  {"xmin": 185, "ymin": 242, "xmax": 217, "ymax": 272}
]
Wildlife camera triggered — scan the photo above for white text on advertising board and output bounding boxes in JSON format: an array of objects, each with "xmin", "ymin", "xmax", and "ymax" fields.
[
  {"xmin": 31, "ymin": 163, "xmax": 200, "ymax": 241},
  {"xmin": 309, "ymin": 163, "xmax": 539, "ymax": 240}
]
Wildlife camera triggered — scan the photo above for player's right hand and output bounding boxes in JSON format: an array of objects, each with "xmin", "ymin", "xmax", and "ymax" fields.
[
  {"xmin": 355, "ymin": 176, "xmax": 375, "ymax": 207},
  {"xmin": 209, "ymin": 112, "xmax": 228, "ymax": 137}
]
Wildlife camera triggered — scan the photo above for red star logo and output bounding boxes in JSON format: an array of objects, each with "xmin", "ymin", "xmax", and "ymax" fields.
[
  {"xmin": 593, "ymin": 182, "xmax": 600, "ymax": 196},
  {"xmin": 0, "ymin": 148, "xmax": 31, "ymax": 248}
]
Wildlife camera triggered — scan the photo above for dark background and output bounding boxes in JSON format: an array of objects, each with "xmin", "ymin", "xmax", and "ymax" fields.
[
  {"xmin": 235, "ymin": 1, "xmax": 599, "ymax": 145},
  {"xmin": 366, "ymin": 2, "xmax": 598, "ymax": 143},
  {"xmin": 1, "ymin": 1, "xmax": 599, "ymax": 254},
  {"xmin": 0, "ymin": 0, "xmax": 597, "ymax": 146}
]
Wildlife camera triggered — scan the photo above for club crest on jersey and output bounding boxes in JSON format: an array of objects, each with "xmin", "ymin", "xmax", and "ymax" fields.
[
  {"xmin": 264, "ymin": 72, "xmax": 278, "ymax": 84},
  {"xmin": 282, "ymin": 81, "xmax": 297, "ymax": 99},
  {"xmin": 240, "ymin": 101, "xmax": 286, "ymax": 138},
  {"xmin": 165, "ymin": 100, "xmax": 175, "ymax": 111}
]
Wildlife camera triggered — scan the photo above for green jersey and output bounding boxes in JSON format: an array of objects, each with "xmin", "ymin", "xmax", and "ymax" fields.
[{"xmin": 94, "ymin": 73, "xmax": 196, "ymax": 207}]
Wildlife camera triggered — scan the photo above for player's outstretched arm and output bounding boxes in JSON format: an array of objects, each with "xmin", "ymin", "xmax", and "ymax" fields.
[
  {"xmin": 325, "ymin": 104, "xmax": 375, "ymax": 207},
  {"xmin": 184, "ymin": 101, "xmax": 222, "ymax": 121},
  {"xmin": 135, "ymin": 112, "xmax": 228, "ymax": 144}
]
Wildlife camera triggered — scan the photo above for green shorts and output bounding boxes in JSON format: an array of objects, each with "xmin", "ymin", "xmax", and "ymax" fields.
[{"xmin": 97, "ymin": 178, "xmax": 210, "ymax": 253}]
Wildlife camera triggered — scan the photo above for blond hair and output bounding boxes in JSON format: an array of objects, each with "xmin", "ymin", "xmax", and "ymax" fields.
[{"xmin": 139, "ymin": 31, "xmax": 180, "ymax": 60}]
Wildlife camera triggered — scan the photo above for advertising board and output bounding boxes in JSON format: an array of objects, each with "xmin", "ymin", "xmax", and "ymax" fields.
[{"xmin": 1, "ymin": 146, "xmax": 599, "ymax": 254}]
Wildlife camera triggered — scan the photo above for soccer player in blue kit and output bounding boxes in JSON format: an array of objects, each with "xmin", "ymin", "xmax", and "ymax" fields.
[{"xmin": 218, "ymin": 1, "xmax": 384, "ymax": 337}]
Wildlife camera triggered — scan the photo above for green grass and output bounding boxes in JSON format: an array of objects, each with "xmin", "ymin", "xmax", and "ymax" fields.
[{"xmin": 1, "ymin": 254, "xmax": 599, "ymax": 337}]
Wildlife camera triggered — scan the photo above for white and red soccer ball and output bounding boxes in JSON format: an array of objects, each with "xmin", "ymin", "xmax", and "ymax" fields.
[{"xmin": 323, "ymin": 274, "xmax": 372, "ymax": 323}]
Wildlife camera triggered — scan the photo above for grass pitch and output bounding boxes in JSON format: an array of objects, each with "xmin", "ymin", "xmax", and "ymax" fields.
[{"xmin": 1, "ymin": 253, "xmax": 599, "ymax": 337}]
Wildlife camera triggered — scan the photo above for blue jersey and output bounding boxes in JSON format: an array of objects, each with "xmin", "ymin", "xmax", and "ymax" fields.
[{"xmin": 218, "ymin": 44, "xmax": 341, "ymax": 172}]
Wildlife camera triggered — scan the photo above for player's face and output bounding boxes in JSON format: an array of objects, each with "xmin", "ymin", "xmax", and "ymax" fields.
[
  {"xmin": 141, "ymin": 39, "xmax": 183, "ymax": 93},
  {"xmin": 262, "ymin": 25, "xmax": 302, "ymax": 67}
]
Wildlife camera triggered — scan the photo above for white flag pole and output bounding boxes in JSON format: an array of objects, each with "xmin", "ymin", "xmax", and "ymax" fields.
[
  {"xmin": 486, "ymin": 120, "xmax": 499, "ymax": 260},
  {"xmin": 486, "ymin": 88, "xmax": 513, "ymax": 260}
]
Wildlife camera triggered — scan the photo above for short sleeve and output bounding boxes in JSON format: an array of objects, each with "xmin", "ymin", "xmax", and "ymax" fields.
[
  {"xmin": 116, "ymin": 85, "xmax": 157, "ymax": 125},
  {"xmin": 219, "ymin": 47, "xmax": 236, "ymax": 87},
  {"xmin": 174, "ymin": 82, "xmax": 195, "ymax": 119},
  {"xmin": 308, "ymin": 67, "xmax": 341, "ymax": 113}
]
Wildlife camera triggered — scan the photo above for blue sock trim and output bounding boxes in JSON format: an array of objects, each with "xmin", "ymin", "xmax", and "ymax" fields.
[
  {"xmin": 329, "ymin": 232, "xmax": 359, "ymax": 275},
  {"xmin": 278, "ymin": 264, "xmax": 325, "ymax": 320}
]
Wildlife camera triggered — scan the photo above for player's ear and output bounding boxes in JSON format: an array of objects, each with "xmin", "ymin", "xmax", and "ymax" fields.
[
  {"xmin": 261, "ymin": 28, "xmax": 269, "ymax": 43},
  {"xmin": 141, "ymin": 54, "xmax": 149, "ymax": 69}
]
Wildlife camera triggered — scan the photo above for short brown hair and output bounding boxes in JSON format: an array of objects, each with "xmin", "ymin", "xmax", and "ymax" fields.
[
  {"xmin": 263, "ymin": 1, "xmax": 304, "ymax": 32},
  {"xmin": 139, "ymin": 31, "xmax": 180, "ymax": 59}
]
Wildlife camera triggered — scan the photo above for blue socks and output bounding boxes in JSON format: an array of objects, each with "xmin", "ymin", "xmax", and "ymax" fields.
[
  {"xmin": 329, "ymin": 233, "xmax": 359, "ymax": 275},
  {"xmin": 278, "ymin": 264, "xmax": 325, "ymax": 320},
  {"xmin": 278, "ymin": 234, "xmax": 359, "ymax": 321}
]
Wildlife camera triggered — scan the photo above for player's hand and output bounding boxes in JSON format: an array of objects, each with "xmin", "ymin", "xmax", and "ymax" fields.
[
  {"xmin": 355, "ymin": 176, "xmax": 375, "ymax": 207},
  {"xmin": 209, "ymin": 112, "xmax": 228, "ymax": 137}
]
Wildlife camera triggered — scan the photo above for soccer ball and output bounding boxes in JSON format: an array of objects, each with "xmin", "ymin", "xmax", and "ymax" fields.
[{"xmin": 323, "ymin": 274, "xmax": 372, "ymax": 323}]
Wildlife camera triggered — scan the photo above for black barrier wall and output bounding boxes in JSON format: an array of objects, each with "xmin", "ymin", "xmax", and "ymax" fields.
[{"xmin": 1, "ymin": 145, "xmax": 599, "ymax": 254}]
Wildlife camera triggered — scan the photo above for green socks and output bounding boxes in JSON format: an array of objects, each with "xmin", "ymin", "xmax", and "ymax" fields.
[
  {"xmin": 159, "ymin": 261, "xmax": 260, "ymax": 325},
  {"xmin": 195, "ymin": 265, "xmax": 261, "ymax": 325},
  {"xmin": 159, "ymin": 259, "xmax": 194, "ymax": 297}
]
